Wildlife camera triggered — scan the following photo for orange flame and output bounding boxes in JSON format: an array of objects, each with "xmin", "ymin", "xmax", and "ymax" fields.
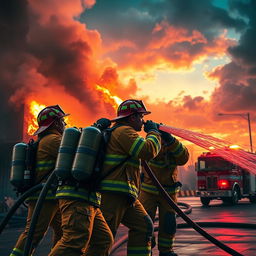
[
  {"xmin": 96, "ymin": 84, "xmax": 123, "ymax": 109},
  {"xmin": 27, "ymin": 101, "xmax": 46, "ymax": 136},
  {"xmin": 26, "ymin": 100, "xmax": 74, "ymax": 137}
]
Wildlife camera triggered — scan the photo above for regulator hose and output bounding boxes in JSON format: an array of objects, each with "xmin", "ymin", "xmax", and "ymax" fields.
[
  {"xmin": 23, "ymin": 171, "xmax": 56, "ymax": 256},
  {"xmin": 0, "ymin": 184, "xmax": 43, "ymax": 235},
  {"xmin": 142, "ymin": 160, "xmax": 244, "ymax": 256}
]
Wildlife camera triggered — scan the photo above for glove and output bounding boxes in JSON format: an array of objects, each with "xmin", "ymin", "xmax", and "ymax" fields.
[
  {"xmin": 94, "ymin": 118, "xmax": 111, "ymax": 130},
  {"xmin": 160, "ymin": 130, "xmax": 175, "ymax": 143},
  {"xmin": 143, "ymin": 120, "xmax": 159, "ymax": 133}
]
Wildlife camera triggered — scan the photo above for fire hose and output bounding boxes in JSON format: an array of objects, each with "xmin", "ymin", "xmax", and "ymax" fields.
[
  {"xmin": 140, "ymin": 160, "xmax": 244, "ymax": 256},
  {"xmin": 0, "ymin": 167, "xmax": 254, "ymax": 256},
  {"xmin": 110, "ymin": 222, "xmax": 256, "ymax": 255},
  {"xmin": 0, "ymin": 183, "xmax": 43, "ymax": 234},
  {"xmin": 24, "ymin": 162, "xmax": 244, "ymax": 256},
  {"xmin": 23, "ymin": 171, "xmax": 57, "ymax": 256},
  {"xmin": 0, "ymin": 167, "xmax": 250, "ymax": 255}
]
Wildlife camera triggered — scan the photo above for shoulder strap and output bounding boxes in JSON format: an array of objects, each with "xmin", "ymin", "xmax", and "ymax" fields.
[{"xmin": 97, "ymin": 124, "xmax": 131, "ymax": 181}]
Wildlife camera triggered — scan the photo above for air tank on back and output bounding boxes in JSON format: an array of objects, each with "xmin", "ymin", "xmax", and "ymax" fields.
[
  {"xmin": 10, "ymin": 142, "xmax": 28, "ymax": 188},
  {"xmin": 71, "ymin": 126, "xmax": 102, "ymax": 181},
  {"xmin": 55, "ymin": 127, "xmax": 81, "ymax": 180}
]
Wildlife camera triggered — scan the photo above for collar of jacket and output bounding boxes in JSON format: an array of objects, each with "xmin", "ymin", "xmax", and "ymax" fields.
[{"xmin": 38, "ymin": 127, "xmax": 62, "ymax": 138}]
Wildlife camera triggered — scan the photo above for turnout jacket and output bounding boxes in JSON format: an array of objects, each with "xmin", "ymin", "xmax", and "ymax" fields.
[
  {"xmin": 27, "ymin": 128, "xmax": 61, "ymax": 201},
  {"xmin": 100, "ymin": 125, "xmax": 161, "ymax": 201},
  {"xmin": 141, "ymin": 136, "xmax": 189, "ymax": 195}
]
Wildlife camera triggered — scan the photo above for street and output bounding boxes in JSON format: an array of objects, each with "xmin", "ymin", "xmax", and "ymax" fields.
[{"xmin": 1, "ymin": 197, "xmax": 256, "ymax": 256}]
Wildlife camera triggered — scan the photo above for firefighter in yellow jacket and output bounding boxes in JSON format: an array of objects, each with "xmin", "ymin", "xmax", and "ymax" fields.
[
  {"xmin": 87, "ymin": 99, "xmax": 162, "ymax": 256},
  {"xmin": 10, "ymin": 105, "xmax": 68, "ymax": 256},
  {"xmin": 49, "ymin": 135, "xmax": 114, "ymax": 254},
  {"xmin": 139, "ymin": 130, "xmax": 189, "ymax": 256}
]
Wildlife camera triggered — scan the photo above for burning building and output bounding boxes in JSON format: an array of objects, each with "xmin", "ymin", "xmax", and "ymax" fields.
[{"xmin": 0, "ymin": 97, "xmax": 24, "ymax": 201}]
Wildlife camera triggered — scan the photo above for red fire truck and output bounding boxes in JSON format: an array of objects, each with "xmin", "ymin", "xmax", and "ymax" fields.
[{"xmin": 196, "ymin": 151, "xmax": 256, "ymax": 206}]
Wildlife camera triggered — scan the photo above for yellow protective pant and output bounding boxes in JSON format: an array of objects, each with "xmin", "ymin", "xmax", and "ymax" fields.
[
  {"xmin": 87, "ymin": 193, "xmax": 154, "ymax": 256},
  {"xmin": 49, "ymin": 199, "xmax": 114, "ymax": 256},
  {"xmin": 139, "ymin": 191, "xmax": 177, "ymax": 254},
  {"xmin": 10, "ymin": 200, "xmax": 62, "ymax": 256}
]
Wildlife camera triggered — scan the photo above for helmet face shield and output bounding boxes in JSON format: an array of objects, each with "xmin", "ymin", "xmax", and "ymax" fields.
[{"xmin": 111, "ymin": 99, "xmax": 151, "ymax": 121}]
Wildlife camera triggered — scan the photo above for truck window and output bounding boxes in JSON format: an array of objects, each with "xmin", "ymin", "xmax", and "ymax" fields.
[
  {"xmin": 198, "ymin": 157, "xmax": 233, "ymax": 171},
  {"xmin": 199, "ymin": 160, "xmax": 205, "ymax": 170}
]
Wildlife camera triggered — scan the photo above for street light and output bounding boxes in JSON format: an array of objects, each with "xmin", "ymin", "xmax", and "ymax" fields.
[{"xmin": 218, "ymin": 112, "xmax": 253, "ymax": 152}]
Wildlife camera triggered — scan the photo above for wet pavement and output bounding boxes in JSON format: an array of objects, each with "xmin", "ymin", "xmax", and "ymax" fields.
[
  {"xmin": 1, "ymin": 197, "xmax": 256, "ymax": 256},
  {"xmin": 111, "ymin": 197, "xmax": 256, "ymax": 256}
]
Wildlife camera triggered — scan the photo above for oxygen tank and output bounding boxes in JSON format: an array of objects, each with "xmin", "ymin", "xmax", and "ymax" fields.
[
  {"xmin": 23, "ymin": 139, "xmax": 37, "ymax": 188},
  {"xmin": 10, "ymin": 143, "xmax": 28, "ymax": 188},
  {"xmin": 55, "ymin": 127, "xmax": 81, "ymax": 180},
  {"xmin": 71, "ymin": 126, "xmax": 102, "ymax": 181}
]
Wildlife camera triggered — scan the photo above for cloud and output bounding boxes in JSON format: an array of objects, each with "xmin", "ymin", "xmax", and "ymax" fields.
[
  {"xmin": 0, "ymin": 0, "xmax": 136, "ymax": 126},
  {"xmin": 81, "ymin": 0, "xmax": 244, "ymax": 71},
  {"xmin": 1, "ymin": 0, "xmax": 255, "ymax": 151},
  {"xmin": 206, "ymin": 0, "xmax": 256, "ymax": 116}
]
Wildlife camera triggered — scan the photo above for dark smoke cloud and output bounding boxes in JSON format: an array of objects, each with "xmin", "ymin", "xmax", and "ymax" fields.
[
  {"xmin": 209, "ymin": 0, "xmax": 256, "ymax": 114},
  {"xmin": 0, "ymin": 0, "xmax": 133, "ymax": 124},
  {"xmin": 0, "ymin": 0, "xmax": 29, "ymax": 141},
  {"xmin": 28, "ymin": 16, "xmax": 98, "ymax": 107},
  {"xmin": 0, "ymin": 0, "xmax": 148, "ymax": 145},
  {"xmin": 182, "ymin": 95, "xmax": 204, "ymax": 110},
  {"xmin": 81, "ymin": 0, "xmax": 246, "ymax": 69},
  {"xmin": 143, "ymin": 0, "xmax": 246, "ymax": 36}
]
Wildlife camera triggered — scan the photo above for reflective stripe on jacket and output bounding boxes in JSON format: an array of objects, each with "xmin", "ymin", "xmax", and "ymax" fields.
[
  {"xmin": 142, "ymin": 136, "xmax": 189, "ymax": 194},
  {"xmin": 141, "ymin": 182, "xmax": 180, "ymax": 195},
  {"xmin": 100, "ymin": 125, "xmax": 161, "ymax": 200},
  {"xmin": 55, "ymin": 185, "xmax": 101, "ymax": 207}
]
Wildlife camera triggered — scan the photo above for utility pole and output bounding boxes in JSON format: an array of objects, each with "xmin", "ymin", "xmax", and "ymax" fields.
[{"xmin": 218, "ymin": 112, "xmax": 253, "ymax": 152}]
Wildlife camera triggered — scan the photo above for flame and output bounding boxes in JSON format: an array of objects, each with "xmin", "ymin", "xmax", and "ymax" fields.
[
  {"xmin": 26, "ymin": 100, "xmax": 74, "ymax": 136},
  {"xmin": 96, "ymin": 84, "xmax": 123, "ymax": 109},
  {"xmin": 27, "ymin": 101, "xmax": 46, "ymax": 135}
]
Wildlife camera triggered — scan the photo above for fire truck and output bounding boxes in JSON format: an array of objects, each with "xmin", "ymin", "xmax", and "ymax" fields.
[{"xmin": 196, "ymin": 151, "xmax": 256, "ymax": 206}]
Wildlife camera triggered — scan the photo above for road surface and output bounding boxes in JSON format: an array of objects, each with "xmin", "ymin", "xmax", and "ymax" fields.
[{"xmin": 1, "ymin": 197, "xmax": 256, "ymax": 256}]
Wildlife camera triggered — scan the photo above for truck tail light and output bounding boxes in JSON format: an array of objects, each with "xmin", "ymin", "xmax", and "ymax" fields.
[{"xmin": 218, "ymin": 179, "xmax": 229, "ymax": 189}]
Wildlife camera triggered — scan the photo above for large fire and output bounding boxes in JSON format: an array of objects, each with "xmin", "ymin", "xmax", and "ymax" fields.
[
  {"xmin": 96, "ymin": 84, "xmax": 123, "ymax": 109},
  {"xmin": 27, "ymin": 101, "xmax": 46, "ymax": 136},
  {"xmin": 25, "ymin": 101, "xmax": 73, "ymax": 137},
  {"xmin": 25, "ymin": 86, "xmax": 122, "ymax": 138}
]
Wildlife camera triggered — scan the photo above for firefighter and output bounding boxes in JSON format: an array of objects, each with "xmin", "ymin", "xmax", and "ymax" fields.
[
  {"xmin": 139, "ymin": 130, "xmax": 189, "ymax": 256},
  {"xmin": 49, "ymin": 135, "xmax": 114, "ymax": 254},
  {"xmin": 87, "ymin": 99, "xmax": 162, "ymax": 256},
  {"xmin": 10, "ymin": 105, "xmax": 68, "ymax": 256}
]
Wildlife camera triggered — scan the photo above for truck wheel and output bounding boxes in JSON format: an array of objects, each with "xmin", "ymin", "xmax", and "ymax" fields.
[
  {"xmin": 230, "ymin": 187, "xmax": 239, "ymax": 205},
  {"xmin": 200, "ymin": 197, "xmax": 210, "ymax": 206},
  {"xmin": 249, "ymin": 196, "xmax": 256, "ymax": 203},
  {"xmin": 222, "ymin": 188, "xmax": 239, "ymax": 205}
]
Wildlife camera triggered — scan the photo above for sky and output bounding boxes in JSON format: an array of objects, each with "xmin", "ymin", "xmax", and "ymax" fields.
[{"xmin": 0, "ymin": 0, "xmax": 256, "ymax": 158}]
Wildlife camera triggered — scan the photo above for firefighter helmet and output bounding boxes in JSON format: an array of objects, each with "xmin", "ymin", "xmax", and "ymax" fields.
[
  {"xmin": 33, "ymin": 105, "xmax": 69, "ymax": 136},
  {"xmin": 112, "ymin": 99, "xmax": 151, "ymax": 121}
]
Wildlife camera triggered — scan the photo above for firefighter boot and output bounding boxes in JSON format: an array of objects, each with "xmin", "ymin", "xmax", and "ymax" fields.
[{"xmin": 159, "ymin": 251, "xmax": 178, "ymax": 256}]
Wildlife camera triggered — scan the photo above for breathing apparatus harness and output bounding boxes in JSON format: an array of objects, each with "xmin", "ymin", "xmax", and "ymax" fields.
[
  {"xmin": 59, "ymin": 125, "xmax": 131, "ymax": 196},
  {"xmin": 10, "ymin": 130, "xmax": 61, "ymax": 196}
]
